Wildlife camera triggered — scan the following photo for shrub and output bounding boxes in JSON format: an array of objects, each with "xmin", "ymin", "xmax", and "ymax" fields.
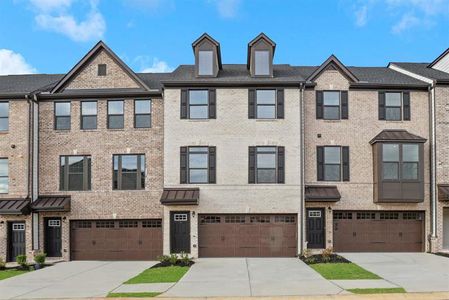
[
  {"xmin": 16, "ymin": 255, "xmax": 28, "ymax": 269},
  {"xmin": 302, "ymin": 248, "xmax": 312, "ymax": 258},
  {"xmin": 168, "ymin": 253, "xmax": 178, "ymax": 265},
  {"xmin": 0, "ymin": 257, "xmax": 5, "ymax": 270},
  {"xmin": 157, "ymin": 255, "xmax": 171, "ymax": 264},
  {"xmin": 321, "ymin": 247, "xmax": 334, "ymax": 263},
  {"xmin": 304, "ymin": 256, "xmax": 317, "ymax": 264},
  {"xmin": 179, "ymin": 252, "xmax": 193, "ymax": 266},
  {"xmin": 34, "ymin": 252, "xmax": 46, "ymax": 265}
]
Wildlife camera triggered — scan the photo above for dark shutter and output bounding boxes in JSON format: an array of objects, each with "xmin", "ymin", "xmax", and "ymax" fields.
[
  {"xmin": 316, "ymin": 91, "xmax": 323, "ymax": 119},
  {"xmin": 342, "ymin": 146, "xmax": 350, "ymax": 181},
  {"xmin": 180, "ymin": 147, "xmax": 188, "ymax": 184},
  {"xmin": 341, "ymin": 91, "xmax": 348, "ymax": 119},
  {"xmin": 248, "ymin": 89, "xmax": 256, "ymax": 119},
  {"xmin": 208, "ymin": 89, "xmax": 216, "ymax": 119},
  {"xmin": 277, "ymin": 89, "xmax": 284, "ymax": 119},
  {"xmin": 403, "ymin": 91, "xmax": 410, "ymax": 120},
  {"xmin": 248, "ymin": 146, "xmax": 256, "ymax": 183},
  {"xmin": 378, "ymin": 92, "xmax": 385, "ymax": 120},
  {"xmin": 208, "ymin": 146, "xmax": 216, "ymax": 184},
  {"xmin": 181, "ymin": 89, "xmax": 188, "ymax": 119},
  {"xmin": 317, "ymin": 146, "xmax": 324, "ymax": 181},
  {"xmin": 277, "ymin": 146, "xmax": 285, "ymax": 183}
]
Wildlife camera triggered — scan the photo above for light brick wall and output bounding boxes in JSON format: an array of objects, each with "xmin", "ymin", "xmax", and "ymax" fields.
[
  {"xmin": 38, "ymin": 97, "xmax": 164, "ymax": 260},
  {"xmin": 163, "ymin": 87, "xmax": 303, "ymax": 257},
  {"xmin": 0, "ymin": 100, "xmax": 31, "ymax": 261},
  {"xmin": 304, "ymin": 69, "xmax": 431, "ymax": 250}
]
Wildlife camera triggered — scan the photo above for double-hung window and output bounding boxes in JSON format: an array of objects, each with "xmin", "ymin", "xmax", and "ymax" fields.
[
  {"xmin": 256, "ymin": 147, "xmax": 277, "ymax": 183},
  {"xmin": 254, "ymin": 50, "xmax": 270, "ymax": 76},
  {"xmin": 113, "ymin": 154, "xmax": 145, "ymax": 190},
  {"xmin": 0, "ymin": 102, "xmax": 8, "ymax": 132},
  {"xmin": 0, "ymin": 158, "xmax": 8, "ymax": 193},
  {"xmin": 60, "ymin": 156, "xmax": 91, "ymax": 191},
  {"xmin": 134, "ymin": 100, "xmax": 152, "ymax": 128},
  {"xmin": 54, "ymin": 102, "xmax": 71, "ymax": 130},
  {"xmin": 317, "ymin": 146, "xmax": 350, "ymax": 181},
  {"xmin": 81, "ymin": 101, "xmax": 97, "ymax": 130},
  {"xmin": 188, "ymin": 90, "xmax": 208, "ymax": 119},
  {"xmin": 382, "ymin": 144, "xmax": 419, "ymax": 180},
  {"xmin": 256, "ymin": 90, "xmax": 276, "ymax": 119},
  {"xmin": 323, "ymin": 91, "xmax": 340, "ymax": 120},
  {"xmin": 108, "ymin": 100, "xmax": 124, "ymax": 129},
  {"xmin": 198, "ymin": 51, "xmax": 213, "ymax": 76},
  {"xmin": 379, "ymin": 91, "xmax": 410, "ymax": 121},
  {"xmin": 188, "ymin": 147, "xmax": 209, "ymax": 183}
]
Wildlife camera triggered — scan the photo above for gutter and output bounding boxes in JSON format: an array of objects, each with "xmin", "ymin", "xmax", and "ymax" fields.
[{"xmin": 299, "ymin": 82, "xmax": 305, "ymax": 255}]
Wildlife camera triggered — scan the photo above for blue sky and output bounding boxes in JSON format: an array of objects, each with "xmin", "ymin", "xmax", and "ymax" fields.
[{"xmin": 1, "ymin": 0, "xmax": 449, "ymax": 75}]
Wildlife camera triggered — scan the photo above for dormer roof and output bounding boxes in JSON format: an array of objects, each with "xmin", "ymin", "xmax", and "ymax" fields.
[
  {"xmin": 247, "ymin": 33, "xmax": 276, "ymax": 69},
  {"xmin": 307, "ymin": 55, "xmax": 359, "ymax": 82},
  {"xmin": 192, "ymin": 33, "xmax": 222, "ymax": 70}
]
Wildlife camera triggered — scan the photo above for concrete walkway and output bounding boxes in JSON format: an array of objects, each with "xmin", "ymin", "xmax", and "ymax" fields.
[
  {"xmin": 340, "ymin": 253, "xmax": 449, "ymax": 293},
  {"xmin": 0, "ymin": 261, "xmax": 156, "ymax": 299},
  {"xmin": 162, "ymin": 258, "xmax": 344, "ymax": 297}
]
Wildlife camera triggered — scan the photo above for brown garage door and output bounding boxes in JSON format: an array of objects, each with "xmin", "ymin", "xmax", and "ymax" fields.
[
  {"xmin": 70, "ymin": 219, "xmax": 162, "ymax": 260},
  {"xmin": 199, "ymin": 214, "xmax": 297, "ymax": 257},
  {"xmin": 333, "ymin": 211, "xmax": 424, "ymax": 252}
]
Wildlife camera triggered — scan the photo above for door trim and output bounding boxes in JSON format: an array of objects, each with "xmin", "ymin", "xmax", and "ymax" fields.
[
  {"xmin": 170, "ymin": 211, "xmax": 191, "ymax": 253},
  {"xmin": 306, "ymin": 208, "xmax": 326, "ymax": 249},
  {"xmin": 7, "ymin": 221, "xmax": 26, "ymax": 262},
  {"xmin": 45, "ymin": 217, "xmax": 62, "ymax": 257}
]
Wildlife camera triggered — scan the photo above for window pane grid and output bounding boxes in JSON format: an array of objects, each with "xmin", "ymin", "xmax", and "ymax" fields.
[
  {"xmin": 0, "ymin": 158, "xmax": 8, "ymax": 193},
  {"xmin": 108, "ymin": 101, "xmax": 124, "ymax": 129},
  {"xmin": 323, "ymin": 147, "xmax": 342, "ymax": 181},
  {"xmin": 385, "ymin": 92, "xmax": 402, "ymax": 121},
  {"xmin": 55, "ymin": 102, "xmax": 71, "ymax": 130},
  {"xmin": 382, "ymin": 143, "xmax": 420, "ymax": 181},
  {"xmin": 323, "ymin": 91, "xmax": 341, "ymax": 120},
  {"xmin": 81, "ymin": 101, "xmax": 97, "ymax": 130},
  {"xmin": 113, "ymin": 154, "xmax": 145, "ymax": 190},
  {"xmin": 256, "ymin": 147, "xmax": 277, "ymax": 183},
  {"xmin": 60, "ymin": 156, "xmax": 91, "ymax": 191},
  {"xmin": 256, "ymin": 90, "xmax": 276, "ymax": 119},
  {"xmin": 0, "ymin": 102, "xmax": 9, "ymax": 132},
  {"xmin": 188, "ymin": 147, "xmax": 209, "ymax": 183},
  {"xmin": 188, "ymin": 90, "xmax": 209, "ymax": 119},
  {"xmin": 134, "ymin": 100, "xmax": 152, "ymax": 128}
]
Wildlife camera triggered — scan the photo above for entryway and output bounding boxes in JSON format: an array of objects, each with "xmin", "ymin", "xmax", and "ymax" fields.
[
  {"xmin": 170, "ymin": 212, "xmax": 191, "ymax": 253},
  {"xmin": 306, "ymin": 208, "xmax": 325, "ymax": 249},
  {"xmin": 45, "ymin": 218, "xmax": 62, "ymax": 257},
  {"xmin": 7, "ymin": 222, "xmax": 25, "ymax": 262}
]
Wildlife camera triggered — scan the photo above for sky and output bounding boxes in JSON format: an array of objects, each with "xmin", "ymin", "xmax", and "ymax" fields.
[{"xmin": 1, "ymin": 0, "xmax": 449, "ymax": 75}]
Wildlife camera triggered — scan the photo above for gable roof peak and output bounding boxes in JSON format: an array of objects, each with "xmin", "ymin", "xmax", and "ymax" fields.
[
  {"xmin": 307, "ymin": 54, "xmax": 359, "ymax": 82},
  {"xmin": 192, "ymin": 33, "xmax": 220, "ymax": 48},
  {"xmin": 248, "ymin": 32, "xmax": 276, "ymax": 48}
]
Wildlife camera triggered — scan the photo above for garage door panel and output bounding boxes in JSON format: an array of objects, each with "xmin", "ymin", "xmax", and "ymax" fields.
[{"xmin": 333, "ymin": 211, "xmax": 423, "ymax": 252}]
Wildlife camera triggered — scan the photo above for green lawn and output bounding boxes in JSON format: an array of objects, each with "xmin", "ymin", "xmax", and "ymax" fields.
[
  {"xmin": 0, "ymin": 269, "xmax": 30, "ymax": 281},
  {"xmin": 107, "ymin": 292, "xmax": 160, "ymax": 298},
  {"xmin": 310, "ymin": 263, "xmax": 381, "ymax": 280},
  {"xmin": 124, "ymin": 266, "xmax": 189, "ymax": 284},
  {"xmin": 347, "ymin": 288, "xmax": 406, "ymax": 294}
]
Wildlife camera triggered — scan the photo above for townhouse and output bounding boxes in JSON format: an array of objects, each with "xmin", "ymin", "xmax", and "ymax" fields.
[{"xmin": 0, "ymin": 33, "xmax": 447, "ymax": 262}]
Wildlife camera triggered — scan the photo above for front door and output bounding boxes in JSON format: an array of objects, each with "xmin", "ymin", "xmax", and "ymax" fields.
[
  {"xmin": 444, "ymin": 208, "xmax": 449, "ymax": 250},
  {"xmin": 45, "ymin": 218, "xmax": 62, "ymax": 257},
  {"xmin": 8, "ymin": 222, "xmax": 25, "ymax": 262},
  {"xmin": 306, "ymin": 209, "xmax": 325, "ymax": 249},
  {"xmin": 170, "ymin": 212, "xmax": 190, "ymax": 253}
]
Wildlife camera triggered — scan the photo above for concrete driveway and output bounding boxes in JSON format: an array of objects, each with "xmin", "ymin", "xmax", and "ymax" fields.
[
  {"xmin": 340, "ymin": 253, "xmax": 449, "ymax": 292},
  {"xmin": 162, "ymin": 258, "xmax": 343, "ymax": 297},
  {"xmin": 0, "ymin": 261, "xmax": 156, "ymax": 299}
]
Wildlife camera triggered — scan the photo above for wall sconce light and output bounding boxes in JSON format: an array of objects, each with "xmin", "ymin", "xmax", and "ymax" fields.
[
  {"xmin": 192, "ymin": 211, "xmax": 196, "ymax": 217},
  {"xmin": 11, "ymin": 144, "xmax": 16, "ymax": 149},
  {"xmin": 0, "ymin": 221, "xmax": 4, "ymax": 227},
  {"xmin": 62, "ymin": 217, "xmax": 67, "ymax": 222},
  {"xmin": 327, "ymin": 206, "xmax": 332, "ymax": 211}
]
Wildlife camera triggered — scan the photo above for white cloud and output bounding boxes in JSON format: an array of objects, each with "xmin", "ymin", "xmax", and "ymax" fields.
[
  {"xmin": 140, "ymin": 58, "xmax": 173, "ymax": 73},
  {"xmin": 355, "ymin": 5, "xmax": 368, "ymax": 26},
  {"xmin": 0, "ymin": 49, "xmax": 36, "ymax": 75},
  {"xmin": 29, "ymin": 0, "xmax": 106, "ymax": 42},
  {"xmin": 211, "ymin": 0, "xmax": 240, "ymax": 18},
  {"xmin": 391, "ymin": 13, "xmax": 421, "ymax": 33}
]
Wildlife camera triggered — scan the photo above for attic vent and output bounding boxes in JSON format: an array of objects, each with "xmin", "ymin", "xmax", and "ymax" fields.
[{"xmin": 98, "ymin": 64, "xmax": 107, "ymax": 76}]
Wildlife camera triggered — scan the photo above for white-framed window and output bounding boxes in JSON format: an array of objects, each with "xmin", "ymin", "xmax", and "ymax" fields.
[
  {"xmin": 12, "ymin": 223, "xmax": 25, "ymax": 231},
  {"xmin": 48, "ymin": 220, "xmax": 61, "ymax": 227},
  {"xmin": 174, "ymin": 214, "xmax": 188, "ymax": 222},
  {"xmin": 308, "ymin": 211, "xmax": 322, "ymax": 218}
]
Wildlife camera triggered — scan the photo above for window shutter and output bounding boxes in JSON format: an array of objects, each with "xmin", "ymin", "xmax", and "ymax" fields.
[
  {"xmin": 208, "ymin": 89, "xmax": 216, "ymax": 119},
  {"xmin": 403, "ymin": 92, "xmax": 410, "ymax": 120},
  {"xmin": 317, "ymin": 146, "xmax": 324, "ymax": 181},
  {"xmin": 316, "ymin": 91, "xmax": 323, "ymax": 119},
  {"xmin": 341, "ymin": 91, "xmax": 348, "ymax": 119},
  {"xmin": 342, "ymin": 146, "xmax": 350, "ymax": 181},
  {"xmin": 248, "ymin": 89, "xmax": 256, "ymax": 119},
  {"xmin": 248, "ymin": 146, "xmax": 256, "ymax": 183},
  {"xmin": 277, "ymin": 146, "xmax": 285, "ymax": 183},
  {"xmin": 180, "ymin": 89, "xmax": 188, "ymax": 119},
  {"xmin": 378, "ymin": 92, "xmax": 386, "ymax": 120},
  {"xmin": 180, "ymin": 147, "xmax": 188, "ymax": 184},
  {"xmin": 208, "ymin": 146, "xmax": 216, "ymax": 183},
  {"xmin": 277, "ymin": 89, "xmax": 284, "ymax": 119}
]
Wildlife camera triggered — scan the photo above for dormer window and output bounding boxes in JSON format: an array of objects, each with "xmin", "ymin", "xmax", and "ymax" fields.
[
  {"xmin": 198, "ymin": 51, "xmax": 214, "ymax": 76},
  {"xmin": 98, "ymin": 64, "xmax": 107, "ymax": 76},
  {"xmin": 254, "ymin": 50, "xmax": 270, "ymax": 76}
]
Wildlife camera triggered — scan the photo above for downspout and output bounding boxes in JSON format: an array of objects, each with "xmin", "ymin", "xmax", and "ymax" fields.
[
  {"xmin": 26, "ymin": 94, "xmax": 32, "ymax": 200},
  {"xmin": 299, "ymin": 82, "xmax": 305, "ymax": 254},
  {"xmin": 429, "ymin": 82, "xmax": 437, "ymax": 249}
]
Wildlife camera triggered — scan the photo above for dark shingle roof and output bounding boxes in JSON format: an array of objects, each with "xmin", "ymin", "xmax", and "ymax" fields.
[
  {"xmin": 391, "ymin": 62, "xmax": 449, "ymax": 81},
  {"xmin": 370, "ymin": 129, "xmax": 427, "ymax": 144},
  {"xmin": 0, "ymin": 74, "xmax": 63, "ymax": 94}
]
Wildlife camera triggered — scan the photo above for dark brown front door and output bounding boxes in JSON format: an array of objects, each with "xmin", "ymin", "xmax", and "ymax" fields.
[
  {"xmin": 70, "ymin": 219, "xmax": 162, "ymax": 260},
  {"xmin": 45, "ymin": 218, "xmax": 62, "ymax": 257},
  {"xmin": 198, "ymin": 214, "xmax": 297, "ymax": 257},
  {"xmin": 333, "ymin": 211, "xmax": 424, "ymax": 252},
  {"xmin": 8, "ymin": 222, "xmax": 26, "ymax": 262},
  {"xmin": 307, "ymin": 209, "xmax": 325, "ymax": 249},
  {"xmin": 170, "ymin": 212, "xmax": 190, "ymax": 253}
]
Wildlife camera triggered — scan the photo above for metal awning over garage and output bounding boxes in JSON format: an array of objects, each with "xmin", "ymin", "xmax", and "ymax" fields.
[
  {"xmin": 305, "ymin": 185, "xmax": 341, "ymax": 202},
  {"xmin": 31, "ymin": 196, "xmax": 71, "ymax": 212},
  {"xmin": 0, "ymin": 199, "xmax": 31, "ymax": 215},
  {"xmin": 160, "ymin": 188, "xmax": 199, "ymax": 205}
]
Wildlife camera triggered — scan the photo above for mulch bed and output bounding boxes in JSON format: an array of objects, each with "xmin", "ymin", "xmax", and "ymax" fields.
[
  {"xmin": 434, "ymin": 252, "xmax": 449, "ymax": 258},
  {"xmin": 299, "ymin": 254, "xmax": 351, "ymax": 264},
  {"xmin": 151, "ymin": 261, "xmax": 195, "ymax": 268}
]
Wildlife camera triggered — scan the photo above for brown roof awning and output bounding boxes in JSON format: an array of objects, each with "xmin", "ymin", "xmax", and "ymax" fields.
[
  {"xmin": 160, "ymin": 188, "xmax": 199, "ymax": 206},
  {"xmin": 0, "ymin": 199, "xmax": 31, "ymax": 215},
  {"xmin": 305, "ymin": 185, "xmax": 341, "ymax": 202},
  {"xmin": 370, "ymin": 129, "xmax": 427, "ymax": 144},
  {"xmin": 438, "ymin": 185, "xmax": 449, "ymax": 201},
  {"xmin": 31, "ymin": 196, "xmax": 71, "ymax": 212}
]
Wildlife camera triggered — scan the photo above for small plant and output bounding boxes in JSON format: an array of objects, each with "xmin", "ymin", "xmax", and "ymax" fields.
[
  {"xmin": 16, "ymin": 255, "xmax": 28, "ymax": 270},
  {"xmin": 179, "ymin": 252, "xmax": 193, "ymax": 266},
  {"xmin": 0, "ymin": 257, "xmax": 6, "ymax": 270},
  {"xmin": 168, "ymin": 253, "xmax": 178, "ymax": 265},
  {"xmin": 321, "ymin": 247, "xmax": 334, "ymax": 263},
  {"xmin": 157, "ymin": 255, "xmax": 171, "ymax": 265},
  {"xmin": 304, "ymin": 256, "xmax": 317, "ymax": 264},
  {"xmin": 34, "ymin": 252, "xmax": 46, "ymax": 269},
  {"xmin": 302, "ymin": 248, "xmax": 312, "ymax": 258}
]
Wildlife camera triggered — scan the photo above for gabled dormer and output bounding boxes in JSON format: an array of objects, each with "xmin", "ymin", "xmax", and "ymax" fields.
[
  {"xmin": 247, "ymin": 33, "xmax": 276, "ymax": 77},
  {"xmin": 428, "ymin": 48, "xmax": 449, "ymax": 73},
  {"xmin": 192, "ymin": 33, "xmax": 222, "ymax": 78},
  {"xmin": 307, "ymin": 55, "xmax": 358, "ymax": 83}
]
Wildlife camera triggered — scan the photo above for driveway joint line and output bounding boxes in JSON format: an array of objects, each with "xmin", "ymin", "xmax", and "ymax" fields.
[{"xmin": 245, "ymin": 258, "xmax": 253, "ymax": 297}]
